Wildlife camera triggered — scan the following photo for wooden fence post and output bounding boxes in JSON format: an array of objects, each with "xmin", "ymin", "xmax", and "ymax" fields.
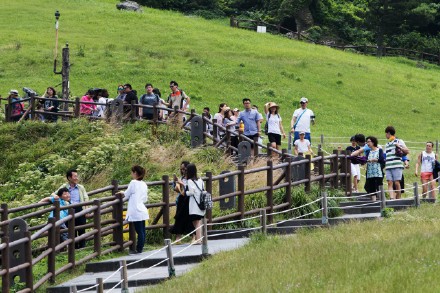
[
  {"xmin": 24, "ymin": 231, "xmax": 33, "ymax": 290},
  {"xmin": 379, "ymin": 185, "xmax": 386, "ymax": 215},
  {"xmin": 260, "ymin": 209, "xmax": 267, "ymax": 234},
  {"xmin": 48, "ymin": 217, "xmax": 56, "ymax": 283},
  {"xmin": 162, "ymin": 175, "xmax": 170, "ymax": 239},
  {"xmin": 130, "ymin": 100, "xmax": 136, "ymax": 122},
  {"xmin": 332, "ymin": 150, "xmax": 339, "ymax": 189},
  {"xmin": 238, "ymin": 165, "xmax": 245, "ymax": 219},
  {"xmin": 201, "ymin": 217, "xmax": 209, "ymax": 257},
  {"xmin": 120, "ymin": 260, "xmax": 129, "ymax": 293},
  {"xmin": 74, "ymin": 97, "xmax": 80, "ymax": 118},
  {"xmin": 253, "ymin": 137, "xmax": 259, "ymax": 157},
  {"xmin": 414, "ymin": 182, "xmax": 420, "ymax": 208},
  {"xmin": 267, "ymin": 143, "xmax": 272, "ymax": 157},
  {"xmin": 2, "ymin": 236, "xmax": 10, "ymax": 292},
  {"xmin": 285, "ymin": 156, "xmax": 292, "ymax": 206},
  {"xmin": 266, "ymin": 160, "xmax": 274, "ymax": 224},
  {"xmin": 212, "ymin": 118, "xmax": 218, "ymax": 146},
  {"xmin": 1, "ymin": 203, "xmax": 8, "ymax": 237},
  {"xmin": 320, "ymin": 134, "xmax": 324, "ymax": 145},
  {"xmin": 321, "ymin": 191, "xmax": 328, "ymax": 225},
  {"xmin": 115, "ymin": 192, "xmax": 124, "ymax": 252},
  {"xmin": 97, "ymin": 278, "xmax": 104, "ymax": 293},
  {"xmin": 53, "ymin": 200, "xmax": 61, "ymax": 246},
  {"xmin": 30, "ymin": 95, "xmax": 36, "ymax": 120},
  {"xmin": 93, "ymin": 200, "xmax": 101, "ymax": 257},
  {"xmin": 165, "ymin": 239, "xmax": 175, "ymax": 277},
  {"xmin": 68, "ymin": 208, "xmax": 76, "ymax": 268},
  {"xmin": 152, "ymin": 103, "xmax": 158, "ymax": 127},
  {"xmin": 318, "ymin": 151, "xmax": 325, "ymax": 189},
  {"xmin": 305, "ymin": 154, "xmax": 312, "ymax": 192},
  {"xmin": 205, "ymin": 172, "xmax": 213, "ymax": 229}
]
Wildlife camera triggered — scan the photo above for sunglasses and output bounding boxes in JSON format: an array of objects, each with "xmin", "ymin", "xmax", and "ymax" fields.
[{"xmin": 300, "ymin": 102, "xmax": 306, "ymax": 104}]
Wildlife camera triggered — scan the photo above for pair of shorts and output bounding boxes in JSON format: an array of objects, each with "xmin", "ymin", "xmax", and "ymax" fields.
[
  {"xmin": 386, "ymin": 168, "xmax": 403, "ymax": 182},
  {"xmin": 351, "ymin": 163, "xmax": 361, "ymax": 178},
  {"xmin": 268, "ymin": 133, "xmax": 281, "ymax": 145},
  {"xmin": 189, "ymin": 214, "xmax": 204, "ymax": 221},
  {"xmin": 245, "ymin": 134, "xmax": 259, "ymax": 142},
  {"xmin": 421, "ymin": 172, "xmax": 433, "ymax": 181}
]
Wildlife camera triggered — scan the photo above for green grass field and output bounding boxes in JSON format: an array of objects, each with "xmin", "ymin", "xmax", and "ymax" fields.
[
  {"xmin": 1, "ymin": 0, "xmax": 440, "ymax": 144},
  {"xmin": 144, "ymin": 204, "xmax": 440, "ymax": 293}
]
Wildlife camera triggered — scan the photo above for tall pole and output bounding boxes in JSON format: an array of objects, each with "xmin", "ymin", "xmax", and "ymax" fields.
[{"xmin": 53, "ymin": 10, "xmax": 60, "ymax": 74}]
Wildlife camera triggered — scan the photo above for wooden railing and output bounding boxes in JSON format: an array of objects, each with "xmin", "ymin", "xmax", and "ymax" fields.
[
  {"xmin": 230, "ymin": 17, "xmax": 440, "ymax": 65},
  {"xmin": 0, "ymin": 150, "xmax": 351, "ymax": 292}
]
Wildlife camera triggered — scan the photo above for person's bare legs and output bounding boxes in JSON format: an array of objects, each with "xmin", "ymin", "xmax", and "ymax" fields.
[
  {"xmin": 387, "ymin": 180, "xmax": 395, "ymax": 199},
  {"xmin": 192, "ymin": 220, "xmax": 202, "ymax": 242},
  {"xmin": 421, "ymin": 179, "xmax": 428, "ymax": 198},
  {"xmin": 394, "ymin": 181, "xmax": 401, "ymax": 199}
]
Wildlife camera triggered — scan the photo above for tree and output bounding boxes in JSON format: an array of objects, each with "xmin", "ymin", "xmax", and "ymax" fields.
[{"xmin": 279, "ymin": 0, "xmax": 314, "ymax": 32}]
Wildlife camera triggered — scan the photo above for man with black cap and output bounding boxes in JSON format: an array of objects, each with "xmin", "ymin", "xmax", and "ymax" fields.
[{"xmin": 290, "ymin": 97, "xmax": 315, "ymax": 143}]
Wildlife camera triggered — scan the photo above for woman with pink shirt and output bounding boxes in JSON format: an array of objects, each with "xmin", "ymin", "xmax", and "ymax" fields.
[{"xmin": 80, "ymin": 89, "xmax": 97, "ymax": 116}]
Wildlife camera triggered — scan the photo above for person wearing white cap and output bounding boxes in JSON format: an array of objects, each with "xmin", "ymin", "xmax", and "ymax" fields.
[
  {"xmin": 8, "ymin": 89, "xmax": 24, "ymax": 122},
  {"xmin": 290, "ymin": 97, "xmax": 315, "ymax": 143}
]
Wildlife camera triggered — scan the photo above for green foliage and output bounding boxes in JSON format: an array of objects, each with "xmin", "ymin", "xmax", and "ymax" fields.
[{"xmin": 382, "ymin": 207, "xmax": 394, "ymax": 218}]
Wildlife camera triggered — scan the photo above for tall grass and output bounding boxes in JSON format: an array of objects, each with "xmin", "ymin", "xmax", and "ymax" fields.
[{"xmin": 144, "ymin": 204, "xmax": 440, "ymax": 292}]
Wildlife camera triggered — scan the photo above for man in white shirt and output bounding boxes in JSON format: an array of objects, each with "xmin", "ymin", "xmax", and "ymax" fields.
[{"xmin": 290, "ymin": 97, "xmax": 315, "ymax": 143}]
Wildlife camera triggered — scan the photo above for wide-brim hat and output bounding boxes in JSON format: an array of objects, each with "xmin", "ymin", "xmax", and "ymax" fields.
[{"xmin": 268, "ymin": 102, "xmax": 279, "ymax": 109}]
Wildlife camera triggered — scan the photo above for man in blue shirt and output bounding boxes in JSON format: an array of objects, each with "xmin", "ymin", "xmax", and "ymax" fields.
[{"xmin": 237, "ymin": 98, "xmax": 263, "ymax": 147}]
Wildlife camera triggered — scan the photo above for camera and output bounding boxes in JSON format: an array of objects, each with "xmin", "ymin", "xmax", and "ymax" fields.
[{"xmin": 22, "ymin": 87, "xmax": 39, "ymax": 98}]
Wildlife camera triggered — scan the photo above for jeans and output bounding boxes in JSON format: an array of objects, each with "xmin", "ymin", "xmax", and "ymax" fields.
[{"xmin": 133, "ymin": 221, "xmax": 146, "ymax": 253}]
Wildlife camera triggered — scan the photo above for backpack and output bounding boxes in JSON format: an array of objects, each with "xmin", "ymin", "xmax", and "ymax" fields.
[
  {"xmin": 190, "ymin": 179, "xmax": 213, "ymax": 211},
  {"xmin": 264, "ymin": 113, "xmax": 279, "ymax": 135}
]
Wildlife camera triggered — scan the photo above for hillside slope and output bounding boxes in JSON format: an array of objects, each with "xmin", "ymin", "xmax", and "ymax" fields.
[{"xmin": 1, "ymin": 0, "xmax": 439, "ymax": 141}]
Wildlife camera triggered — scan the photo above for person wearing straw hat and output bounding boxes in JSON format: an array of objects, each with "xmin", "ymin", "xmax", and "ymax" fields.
[
  {"xmin": 290, "ymin": 97, "xmax": 315, "ymax": 143},
  {"xmin": 264, "ymin": 102, "xmax": 286, "ymax": 153}
]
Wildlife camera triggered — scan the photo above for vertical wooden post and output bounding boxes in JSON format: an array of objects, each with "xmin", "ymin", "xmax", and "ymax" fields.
[
  {"xmin": 414, "ymin": 182, "xmax": 420, "ymax": 208},
  {"xmin": 115, "ymin": 192, "xmax": 124, "ymax": 252},
  {"xmin": 212, "ymin": 118, "xmax": 218, "ymax": 146},
  {"xmin": 205, "ymin": 172, "xmax": 213, "ymax": 229},
  {"xmin": 428, "ymin": 183, "xmax": 433, "ymax": 199},
  {"xmin": 345, "ymin": 151, "xmax": 351, "ymax": 196},
  {"xmin": 2, "ymin": 236, "xmax": 10, "ymax": 293},
  {"xmin": 53, "ymin": 200, "xmax": 61, "ymax": 246},
  {"xmin": 68, "ymin": 208, "xmax": 75, "ymax": 268},
  {"xmin": 318, "ymin": 151, "xmax": 325, "ymax": 189},
  {"xmin": 130, "ymin": 100, "xmax": 136, "ymax": 122},
  {"xmin": 120, "ymin": 260, "xmax": 129, "ymax": 292},
  {"xmin": 332, "ymin": 150, "xmax": 339, "ymax": 189},
  {"xmin": 201, "ymin": 217, "xmax": 209, "ymax": 257},
  {"xmin": 260, "ymin": 209, "xmax": 267, "ymax": 234},
  {"xmin": 238, "ymin": 165, "xmax": 245, "ymax": 219},
  {"xmin": 152, "ymin": 103, "xmax": 158, "ymax": 126},
  {"xmin": 267, "ymin": 143, "xmax": 272, "ymax": 157},
  {"xmin": 320, "ymin": 134, "xmax": 324, "ymax": 145},
  {"xmin": 1, "ymin": 203, "xmax": 8, "ymax": 237},
  {"xmin": 74, "ymin": 97, "xmax": 80, "ymax": 118},
  {"xmin": 253, "ymin": 137, "xmax": 259, "ymax": 157},
  {"xmin": 93, "ymin": 200, "xmax": 101, "ymax": 256},
  {"xmin": 321, "ymin": 191, "xmax": 328, "ymax": 225},
  {"xmin": 30, "ymin": 95, "xmax": 36, "ymax": 120},
  {"xmin": 6, "ymin": 95, "xmax": 12, "ymax": 122},
  {"xmin": 61, "ymin": 44, "xmax": 70, "ymax": 114},
  {"xmin": 380, "ymin": 185, "xmax": 386, "ymax": 215},
  {"xmin": 165, "ymin": 239, "xmax": 175, "ymax": 277},
  {"xmin": 266, "ymin": 160, "xmax": 274, "ymax": 224},
  {"xmin": 111, "ymin": 180, "xmax": 121, "ymax": 249},
  {"xmin": 162, "ymin": 175, "xmax": 170, "ymax": 239},
  {"xmin": 436, "ymin": 140, "xmax": 439, "ymax": 154},
  {"xmin": 96, "ymin": 278, "xmax": 104, "ymax": 293},
  {"xmin": 24, "ymin": 231, "xmax": 33, "ymax": 290},
  {"xmin": 305, "ymin": 154, "xmax": 312, "ymax": 192},
  {"xmin": 48, "ymin": 217, "xmax": 56, "ymax": 283},
  {"xmin": 285, "ymin": 156, "xmax": 292, "ymax": 207}
]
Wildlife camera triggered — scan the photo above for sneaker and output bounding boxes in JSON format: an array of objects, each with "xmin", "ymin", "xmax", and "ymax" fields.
[{"xmin": 129, "ymin": 250, "xmax": 140, "ymax": 255}]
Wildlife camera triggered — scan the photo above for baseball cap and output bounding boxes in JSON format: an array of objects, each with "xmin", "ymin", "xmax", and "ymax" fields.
[
  {"xmin": 300, "ymin": 97, "xmax": 308, "ymax": 103},
  {"xmin": 300, "ymin": 131, "xmax": 305, "ymax": 135},
  {"xmin": 9, "ymin": 89, "xmax": 19, "ymax": 95}
]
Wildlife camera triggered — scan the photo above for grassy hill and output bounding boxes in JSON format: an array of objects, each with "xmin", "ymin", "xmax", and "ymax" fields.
[
  {"xmin": 1, "ymin": 0, "xmax": 440, "ymax": 143},
  {"xmin": 144, "ymin": 204, "xmax": 440, "ymax": 292}
]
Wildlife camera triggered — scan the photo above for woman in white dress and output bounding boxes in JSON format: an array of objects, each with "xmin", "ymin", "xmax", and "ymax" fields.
[{"xmin": 185, "ymin": 163, "xmax": 206, "ymax": 244}]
